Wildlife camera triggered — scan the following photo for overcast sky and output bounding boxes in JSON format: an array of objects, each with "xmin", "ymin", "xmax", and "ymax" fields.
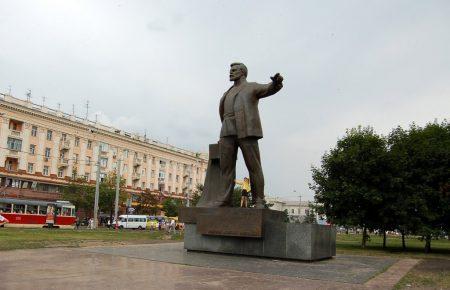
[{"xmin": 1, "ymin": 1, "xmax": 449, "ymax": 201}]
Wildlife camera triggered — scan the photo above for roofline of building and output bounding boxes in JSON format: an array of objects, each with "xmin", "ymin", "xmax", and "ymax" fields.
[{"xmin": 0, "ymin": 93, "xmax": 208, "ymax": 163}]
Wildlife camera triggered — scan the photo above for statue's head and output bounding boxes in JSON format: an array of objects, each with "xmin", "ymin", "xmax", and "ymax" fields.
[{"xmin": 229, "ymin": 62, "xmax": 247, "ymax": 81}]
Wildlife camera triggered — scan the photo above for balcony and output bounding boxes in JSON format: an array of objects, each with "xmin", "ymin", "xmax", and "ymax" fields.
[
  {"xmin": 58, "ymin": 158, "xmax": 69, "ymax": 167},
  {"xmin": 7, "ymin": 149, "xmax": 19, "ymax": 156},
  {"xmin": 60, "ymin": 140, "xmax": 70, "ymax": 150},
  {"xmin": 10, "ymin": 130, "xmax": 21, "ymax": 137},
  {"xmin": 132, "ymin": 172, "xmax": 141, "ymax": 180},
  {"xmin": 133, "ymin": 158, "xmax": 142, "ymax": 167}
]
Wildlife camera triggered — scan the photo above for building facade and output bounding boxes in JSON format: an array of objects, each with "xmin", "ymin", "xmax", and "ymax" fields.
[
  {"xmin": 266, "ymin": 197, "xmax": 316, "ymax": 222},
  {"xmin": 0, "ymin": 94, "xmax": 208, "ymax": 202}
]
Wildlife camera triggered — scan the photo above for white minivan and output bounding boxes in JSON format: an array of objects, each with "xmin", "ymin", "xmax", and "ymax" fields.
[{"xmin": 117, "ymin": 215, "xmax": 147, "ymax": 229}]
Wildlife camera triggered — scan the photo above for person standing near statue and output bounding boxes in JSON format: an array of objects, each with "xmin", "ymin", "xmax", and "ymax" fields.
[
  {"xmin": 219, "ymin": 63, "xmax": 283, "ymax": 209},
  {"xmin": 235, "ymin": 177, "xmax": 251, "ymax": 208}
]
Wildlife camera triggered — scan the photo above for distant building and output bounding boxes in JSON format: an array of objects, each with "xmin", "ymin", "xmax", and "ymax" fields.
[
  {"xmin": 266, "ymin": 196, "xmax": 321, "ymax": 223},
  {"xmin": 0, "ymin": 93, "xmax": 208, "ymax": 204}
]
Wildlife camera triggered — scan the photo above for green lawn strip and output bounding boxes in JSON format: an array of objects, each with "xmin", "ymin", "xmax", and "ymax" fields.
[
  {"xmin": 394, "ymin": 259, "xmax": 450, "ymax": 289},
  {"xmin": 0, "ymin": 228, "xmax": 182, "ymax": 251},
  {"xmin": 336, "ymin": 234, "xmax": 450, "ymax": 259}
]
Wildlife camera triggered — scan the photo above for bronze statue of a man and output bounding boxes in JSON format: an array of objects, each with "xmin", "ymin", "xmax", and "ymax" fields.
[{"xmin": 218, "ymin": 63, "xmax": 283, "ymax": 208}]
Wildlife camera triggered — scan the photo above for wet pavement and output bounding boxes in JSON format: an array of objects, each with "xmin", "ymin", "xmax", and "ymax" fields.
[{"xmin": 0, "ymin": 242, "xmax": 418, "ymax": 290}]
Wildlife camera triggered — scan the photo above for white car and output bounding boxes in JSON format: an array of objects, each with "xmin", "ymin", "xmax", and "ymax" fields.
[{"xmin": 117, "ymin": 215, "xmax": 147, "ymax": 230}]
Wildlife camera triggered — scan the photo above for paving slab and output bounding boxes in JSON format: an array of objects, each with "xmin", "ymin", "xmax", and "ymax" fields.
[
  {"xmin": 0, "ymin": 243, "xmax": 416, "ymax": 290},
  {"xmin": 85, "ymin": 242, "xmax": 396, "ymax": 284}
]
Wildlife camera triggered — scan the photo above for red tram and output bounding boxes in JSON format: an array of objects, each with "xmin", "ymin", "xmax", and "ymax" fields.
[{"xmin": 0, "ymin": 198, "xmax": 76, "ymax": 229}]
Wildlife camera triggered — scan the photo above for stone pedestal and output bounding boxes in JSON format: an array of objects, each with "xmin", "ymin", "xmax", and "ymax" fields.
[{"xmin": 179, "ymin": 207, "xmax": 336, "ymax": 261}]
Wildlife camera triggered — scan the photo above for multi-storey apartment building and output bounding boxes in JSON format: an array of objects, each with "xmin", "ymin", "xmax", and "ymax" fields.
[{"xmin": 0, "ymin": 93, "xmax": 208, "ymax": 202}]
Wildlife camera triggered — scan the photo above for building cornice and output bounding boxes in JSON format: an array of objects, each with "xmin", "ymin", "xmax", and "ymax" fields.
[{"xmin": 0, "ymin": 95, "xmax": 207, "ymax": 163}]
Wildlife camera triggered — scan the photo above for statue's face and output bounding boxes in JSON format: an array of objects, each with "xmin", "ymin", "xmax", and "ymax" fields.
[{"xmin": 229, "ymin": 66, "xmax": 244, "ymax": 81}]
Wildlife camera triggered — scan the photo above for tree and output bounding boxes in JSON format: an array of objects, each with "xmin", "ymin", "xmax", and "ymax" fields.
[
  {"xmin": 134, "ymin": 189, "xmax": 160, "ymax": 215},
  {"xmin": 388, "ymin": 121, "xmax": 450, "ymax": 253},
  {"xmin": 311, "ymin": 126, "xmax": 391, "ymax": 247},
  {"xmin": 98, "ymin": 172, "xmax": 127, "ymax": 223},
  {"xmin": 62, "ymin": 172, "xmax": 127, "ymax": 222},
  {"xmin": 62, "ymin": 177, "xmax": 95, "ymax": 217},
  {"xmin": 162, "ymin": 198, "xmax": 183, "ymax": 217}
]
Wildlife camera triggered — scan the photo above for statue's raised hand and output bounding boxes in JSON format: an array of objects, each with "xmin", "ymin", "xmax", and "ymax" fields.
[{"xmin": 270, "ymin": 73, "xmax": 283, "ymax": 85}]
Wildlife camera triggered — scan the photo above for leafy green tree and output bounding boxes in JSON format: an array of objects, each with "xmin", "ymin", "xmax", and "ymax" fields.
[
  {"xmin": 62, "ymin": 177, "xmax": 95, "ymax": 217},
  {"xmin": 388, "ymin": 121, "xmax": 450, "ymax": 253},
  {"xmin": 134, "ymin": 189, "xmax": 160, "ymax": 215},
  {"xmin": 311, "ymin": 126, "xmax": 390, "ymax": 247},
  {"xmin": 62, "ymin": 172, "xmax": 126, "ymax": 222},
  {"xmin": 98, "ymin": 172, "xmax": 127, "ymax": 223},
  {"xmin": 162, "ymin": 197, "xmax": 183, "ymax": 217}
]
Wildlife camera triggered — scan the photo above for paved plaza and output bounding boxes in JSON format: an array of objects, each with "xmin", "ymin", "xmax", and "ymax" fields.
[{"xmin": 0, "ymin": 242, "xmax": 418, "ymax": 289}]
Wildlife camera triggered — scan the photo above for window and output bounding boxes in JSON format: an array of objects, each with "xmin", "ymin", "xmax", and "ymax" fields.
[
  {"xmin": 305, "ymin": 209, "xmax": 310, "ymax": 216},
  {"xmin": 87, "ymin": 140, "xmax": 92, "ymax": 149},
  {"xmin": 159, "ymin": 171, "xmax": 165, "ymax": 179},
  {"xmin": 58, "ymin": 168, "xmax": 64, "ymax": 178},
  {"xmin": 176, "ymin": 175, "xmax": 179, "ymax": 182},
  {"xmin": 143, "ymin": 155, "xmax": 147, "ymax": 162},
  {"xmin": 291, "ymin": 209, "xmax": 294, "ymax": 214},
  {"xmin": 100, "ymin": 173, "xmax": 107, "ymax": 182},
  {"xmin": 141, "ymin": 182, "xmax": 146, "ymax": 188},
  {"xmin": 175, "ymin": 187, "xmax": 178, "ymax": 193},
  {"xmin": 43, "ymin": 166, "xmax": 49, "ymax": 176},
  {"xmin": 29, "ymin": 144, "xmax": 36, "ymax": 155},
  {"xmin": 86, "ymin": 156, "xmax": 91, "ymax": 165},
  {"xmin": 150, "ymin": 183, "xmax": 154, "ymax": 190},
  {"xmin": 46, "ymin": 130, "xmax": 52, "ymax": 141},
  {"xmin": 123, "ymin": 149, "xmax": 129, "ymax": 158},
  {"xmin": 73, "ymin": 154, "xmax": 78, "ymax": 163},
  {"xmin": 85, "ymin": 173, "xmax": 90, "ymax": 181},
  {"xmin": 27, "ymin": 163, "xmax": 34, "ymax": 173},
  {"xmin": 99, "ymin": 142, "xmax": 109, "ymax": 152},
  {"xmin": 45, "ymin": 148, "xmax": 51, "ymax": 158},
  {"xmin": 7, "ymin": 137, "xmax": 22, "ymax": 151},
  {"xmin": 169, "ymin": 173, "xmax": 172, "ymax": 181},
  {"xmin": 100, "ymin": 157, "xmax": 108, "ymax": 167},
  {"xmin": 123, "ymin": 165, "xmax": 128, "ymax": 173},
  {"xmin": 31, "ymin": 126, "xmax": 37, "ymax": 137},
  {"xmin": 75, "ymin": 137, "xmax": 80, "ymax": 147},
  {"xmin": 61, "ymin": 133, "xmax": 67, "ymax": 141},
  {"xmin": 168, "ymin": 186, "xmax": 171, "ymax": 193}
]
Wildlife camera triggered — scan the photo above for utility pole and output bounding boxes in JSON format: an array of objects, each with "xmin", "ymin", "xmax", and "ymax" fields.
[
  {"xmin": 114, "ymin": 159, "xmax": 121, "ymax": 229},
  {"xmin": 93, "ymin": 145, "xmax": 101, "ymax": 229}
]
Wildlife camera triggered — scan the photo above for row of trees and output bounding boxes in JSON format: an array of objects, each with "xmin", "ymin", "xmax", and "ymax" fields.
[
  {"xmin": 311, "ymin": 121, "xmax": 449, "ymax": 252},
  {"xmin": 63, "ymin": 172, "xmax": 184, "ymax": 220}
]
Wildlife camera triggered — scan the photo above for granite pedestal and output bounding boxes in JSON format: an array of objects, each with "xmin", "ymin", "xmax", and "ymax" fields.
[{"xmin": 179, "ymin": 207, "xmax": 336, "ymax": 261}]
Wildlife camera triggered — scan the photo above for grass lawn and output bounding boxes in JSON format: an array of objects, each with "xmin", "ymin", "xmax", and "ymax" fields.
[
  {"xmin": 0, "ymin": 227, "xmax": 182, "ymax": 251},
  {"xmin": 336, "ymin": 233, "xmax": 450, "ymax": 289},
  {"xmin": 336, "ymin": 233, "xmax": 450, "ymax": 259}
]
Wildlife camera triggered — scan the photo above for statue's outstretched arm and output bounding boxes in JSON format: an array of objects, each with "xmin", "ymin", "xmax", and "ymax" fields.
[{"xmin": 256, "ymin": 73, "xmax": 284, "ymax": 99}]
